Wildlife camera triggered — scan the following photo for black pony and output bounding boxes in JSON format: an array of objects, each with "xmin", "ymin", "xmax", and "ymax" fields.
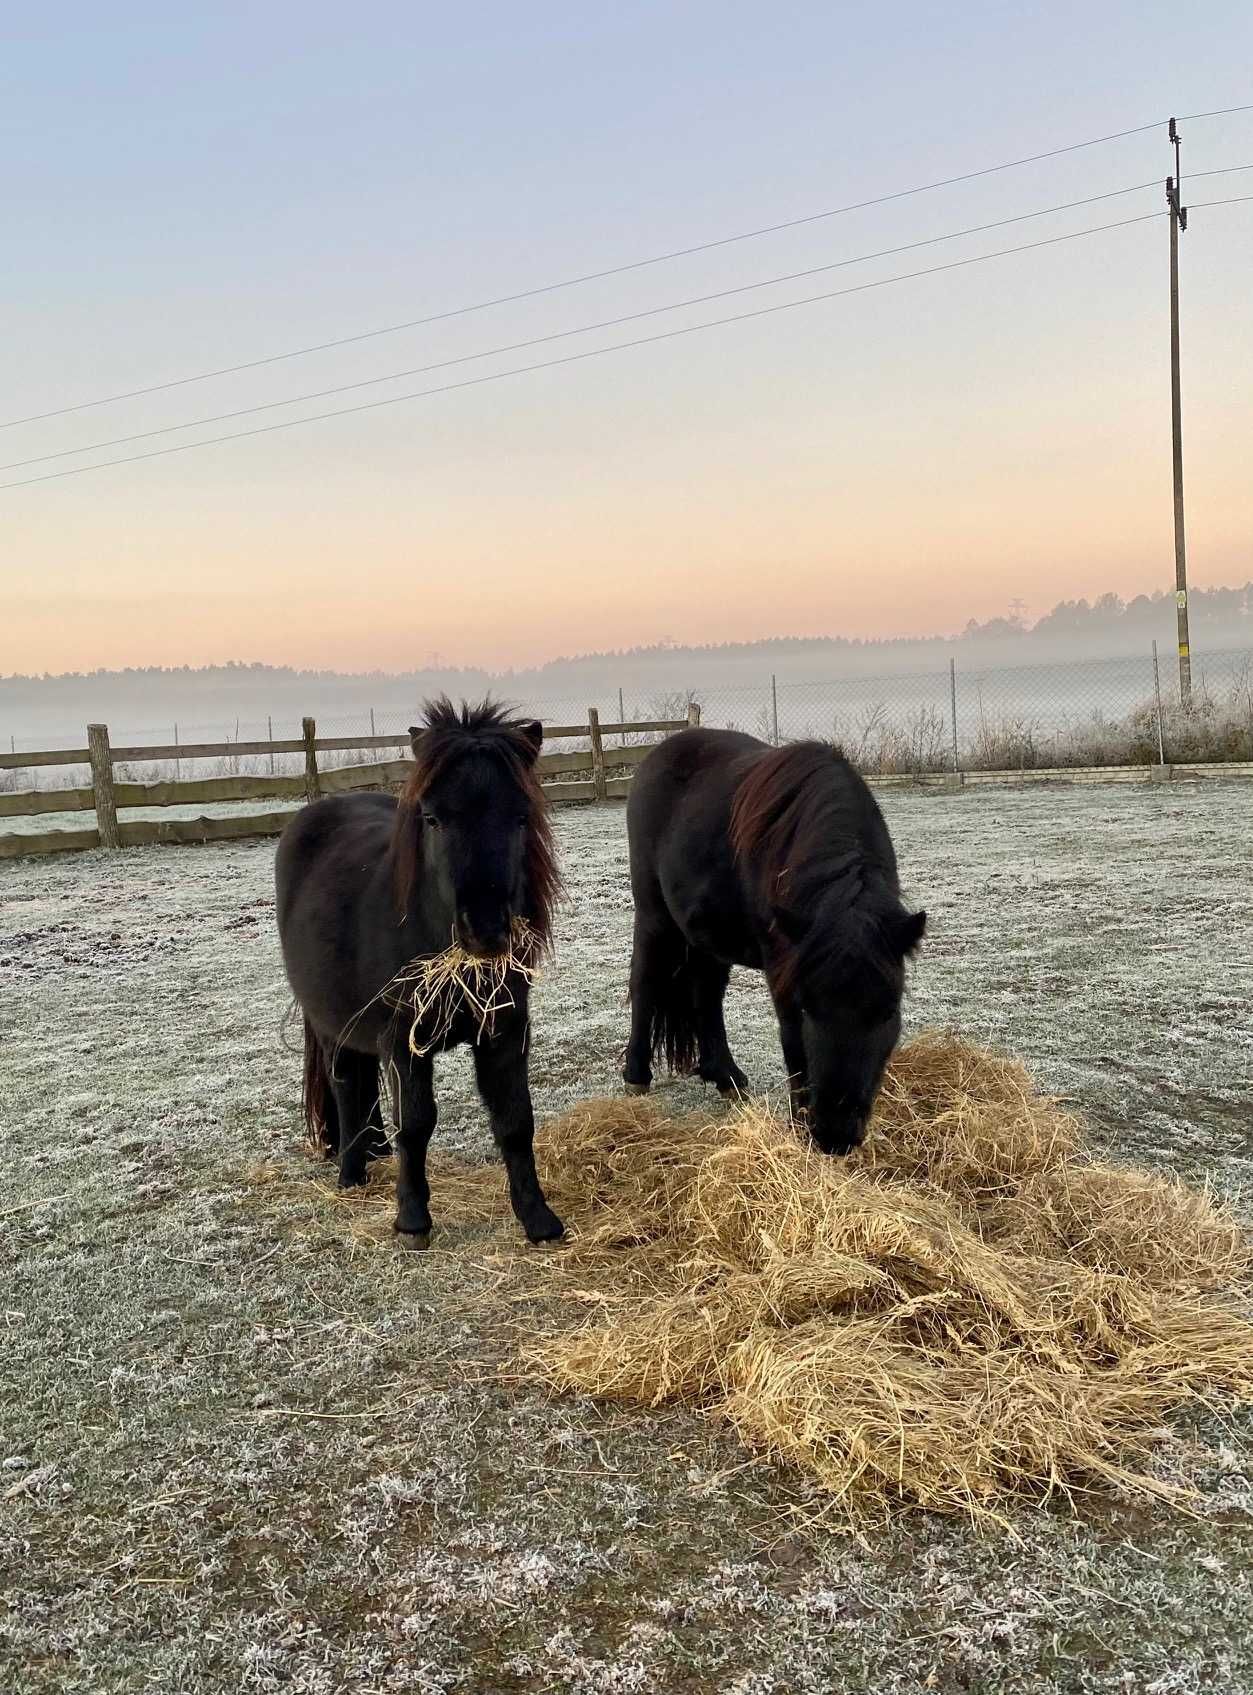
[
  {"xmin": 624, "ymin": 727, "xmax": 925, "ymax": 1154},
  {"xmin": 275, "ymin": 699, "xmax": 564, "ymax": 1246}
]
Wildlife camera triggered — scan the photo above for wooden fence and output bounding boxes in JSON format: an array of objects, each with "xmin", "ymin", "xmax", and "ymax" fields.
[{"xmin": 0, "ymin": 706, "xmax": 701, "ymax": 861}]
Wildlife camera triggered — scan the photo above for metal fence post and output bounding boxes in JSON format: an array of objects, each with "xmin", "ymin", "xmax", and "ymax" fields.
[
  {"xmin": 949, "ymin": 658, "xmax": 961, "ymax": 779},
  {"xmin": 587, "ymin": 707, "xmax": 607, "ymax": 801},
  {"xmin": 173, "ymin": 721, "xmax": 180, "ymax": 781},
  {"xmin": 619, "ymin": 687, "xmax": 626, "ymax": 747},
  {"xmin": 87, "ymin": 723, "xmax": 121, "ymax": 849},
  {"xmin": 302, "ymin": 716, "xmax": 320, "ymax": 802},
  {"xmin": 687, "ymin": 700, "xmax": 701, "ymax": 728},
  {"xmin": 1152, "ymin": 640, "xmax": 1167, "ymax": 767},
  {"xmin": 267, "ymin": 715, "xmax": 275, "ymax": 777},
  {"xmin": 771, "ymin": 674, "xmax": 780, "ymax": 745}
]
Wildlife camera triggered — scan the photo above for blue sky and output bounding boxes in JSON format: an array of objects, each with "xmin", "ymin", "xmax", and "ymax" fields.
[{"xmin": 4, "ymin": 3, "xmax": 1251, "ymax": 671}]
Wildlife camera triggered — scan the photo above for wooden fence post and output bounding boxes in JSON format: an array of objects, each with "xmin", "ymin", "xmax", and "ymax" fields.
[
  {"xmin": 302, "ymin": 717, "xmax": 319, "ymax": 802},
  {"xmin": 687, "ymin": 700, "xmax": 701, "ymax": 728},
  {"xmin": 587, "ymin": 708, "xmax": 607, "ymax": 802},
  {"xmin": 87, "ymin": 723, "xmax": 121, "ymax": 849}
]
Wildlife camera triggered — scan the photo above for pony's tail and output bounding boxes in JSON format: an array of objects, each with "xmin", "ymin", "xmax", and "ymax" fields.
[
  {"xmin": 301, "ymin": 1018, "xmax": 337, "ymax": 1157},
  {"xmin": 639, "ymin": 940, "xmax": 700, "ymax": 1076}
]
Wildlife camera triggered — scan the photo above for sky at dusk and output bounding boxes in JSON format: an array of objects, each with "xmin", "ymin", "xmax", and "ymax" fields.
[{"xmin": 4, "ymin": 3, "xmax": 1251, "ymax": 675}]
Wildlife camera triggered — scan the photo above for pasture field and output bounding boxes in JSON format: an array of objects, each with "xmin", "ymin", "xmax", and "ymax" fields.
[{"xmin": 2, "ymin": 783, "xmax": 1252, "ymax": 1694}]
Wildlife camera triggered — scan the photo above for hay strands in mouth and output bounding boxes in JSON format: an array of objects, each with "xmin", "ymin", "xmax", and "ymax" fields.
[{"xmin": 380, "ymin": 917, "xmax": 544, "ymax": 1057}]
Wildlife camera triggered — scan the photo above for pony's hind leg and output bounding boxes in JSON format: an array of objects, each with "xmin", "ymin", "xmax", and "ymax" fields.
[
  {"xmin": 623, "ymin": 916, "xmax": 689, "ymax": 1093},
  {"xmin": 473, "ymin": 1029, "xmax": 564, "ymax": 1245},
  {"xmin": 390, "ymin": 1052, "xmax": 437, "ymax": 1247},
  {"xmin": 328, "ymin": 1048, "xmax": 382, "ymax": 1189},
  {"xmin": 690, "ymin": 956, "xmax": 749, "ymax": 1097}
]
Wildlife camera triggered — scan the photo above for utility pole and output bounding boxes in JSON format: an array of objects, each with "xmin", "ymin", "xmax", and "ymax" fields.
[{"xmin": 1167, "ymin": 118, "xmax": 1192, "ymax": 706}]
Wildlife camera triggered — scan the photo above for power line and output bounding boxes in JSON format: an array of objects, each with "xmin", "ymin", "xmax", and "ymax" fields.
[
  {"xmin": 12, "ymin": 167, "xmax": 1250, "ymax": 475},
  {"xmin": 1, "ymin": 209, "xmax": 1175, "ymax": 493},
  {"xmin": 0, "ymin": 113, "xmax": 1207, "ymax": 433},
  {"xmin": 1178, "ymin": 103, "xmax": 1253, "ymax": 121},
  {"xmin": 3, "ymin": 176, "xmax": 1195, "ymax": 474}
]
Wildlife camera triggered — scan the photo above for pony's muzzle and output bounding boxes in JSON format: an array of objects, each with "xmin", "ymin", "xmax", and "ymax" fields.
[
  {"xmin": 807, "ymin": 1109, "xmax": 868, "ymax": 1158},
  {"xmin": 455, "ymin": 912, "xmax": 512, "ymax": 958}
]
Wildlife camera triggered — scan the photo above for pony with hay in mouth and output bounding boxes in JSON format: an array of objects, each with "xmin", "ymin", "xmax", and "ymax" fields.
[{"xmin": 275, "ymin": 698, "xmax": 563, "ymax": 1247}]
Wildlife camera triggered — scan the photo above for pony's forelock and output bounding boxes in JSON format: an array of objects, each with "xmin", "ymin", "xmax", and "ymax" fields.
[
  {"xmin": 777, "ymin": 888, "xmax": 906, "ymax": 1009},
  {"xmin": 391, "ymin": 697, "xmax": 558, "ymax": 939}
]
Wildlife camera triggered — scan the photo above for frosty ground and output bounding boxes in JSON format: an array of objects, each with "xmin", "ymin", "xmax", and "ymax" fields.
[{"xmin": 2, "ymin": 781, "xmax": 1252, "ymax": 1695}]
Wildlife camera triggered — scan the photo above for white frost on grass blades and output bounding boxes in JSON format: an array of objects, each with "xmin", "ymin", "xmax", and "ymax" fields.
[{"xmin": 1, "ymin": 783, "xmax": 1252, "ymax": 1693}]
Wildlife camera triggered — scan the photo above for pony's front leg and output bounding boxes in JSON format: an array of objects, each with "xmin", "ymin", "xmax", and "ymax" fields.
[
  {"xmin": 473, "ymin": 1028, "xmax": 564, "ymax": 1244},
  {"xmin": 390, "ymin": 1052, "xmax": 437, "ymax": 1247},
  {"xmin": 773, "ymin": 993, "xmax": 809, "ymax": 1125},
  {"xmin": 691, "ymin": 955, "xmax": 749, "ymax": 1097}
]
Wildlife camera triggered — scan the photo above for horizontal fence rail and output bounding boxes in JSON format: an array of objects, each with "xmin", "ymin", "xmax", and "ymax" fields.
[
  {"xmin": 4, "ymin": 643, "xmax": 1253, "ymax": 859},
  {"xmin": 0, "ymin": 708, "xmax": 699, "ymax": 860}
]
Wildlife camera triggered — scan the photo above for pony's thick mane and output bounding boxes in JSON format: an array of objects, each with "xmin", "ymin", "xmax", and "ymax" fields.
[
  {"xmin": 729, "ymin": 741, "xmax": 904, "ymax": 1002},
  {"xmin": 391, "ymin": 697, "xmax": 559, "ymax": 942},
  {"xmin": 730, "ymin": 742, "xmax": 862, "ymax": 906}
]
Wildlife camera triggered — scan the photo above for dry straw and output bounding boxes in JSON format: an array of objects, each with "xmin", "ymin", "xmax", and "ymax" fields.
[
  {"xmin": 301, "ymin": 1033, "xmax": 1253, "ymax": 1525},
  {"xmin": 513, "ymin": 1036, "xmax": 1252, "ymax": 1523},
  {"xmin": 341, "ymin": 917, "xmax": 544, "ymax": 1063}
]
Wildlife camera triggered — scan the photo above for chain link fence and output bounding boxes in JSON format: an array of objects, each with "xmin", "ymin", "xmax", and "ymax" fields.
[
  {"xmin": 4, "ymin": 647, "xmax": 1251, "ymax": 791},
  {"xmin": 692, "ymin": 645, "xmax": 1253, "ymax": 774}
]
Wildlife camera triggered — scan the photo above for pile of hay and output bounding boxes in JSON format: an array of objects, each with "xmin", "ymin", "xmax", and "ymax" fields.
[{"xmin": 499, "ymin": 1035, "xmax": 1253, "ymax": 1524}]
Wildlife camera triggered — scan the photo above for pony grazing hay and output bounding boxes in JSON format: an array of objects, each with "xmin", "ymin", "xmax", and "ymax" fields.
[{"xmin": 509, "ymin": 1035, "xmax": 1253, "ymax": 1525}]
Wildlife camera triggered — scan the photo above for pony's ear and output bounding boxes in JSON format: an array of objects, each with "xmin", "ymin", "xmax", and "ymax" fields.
[
  {"xmin": 891, "ymin": 909, "xmax": 927, "ymax": 956},
  {"xmin": 408, "ymin": 725, "xmax": 423, "ymax": 757},
  {"xmin": 518, "ymin": 719, "xmax": 543, "ymax": 763}
]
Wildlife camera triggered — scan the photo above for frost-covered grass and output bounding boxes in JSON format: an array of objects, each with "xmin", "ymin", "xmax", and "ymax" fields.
[{"xmin": 2, "ymin": 784, "xmax": 1252, "ymax": 1694}]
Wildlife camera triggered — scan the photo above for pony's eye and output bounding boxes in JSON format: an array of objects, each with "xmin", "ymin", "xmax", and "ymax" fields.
[{"xmin": 423, "ymin": 814, "xmax": 441, "ymax": 829}]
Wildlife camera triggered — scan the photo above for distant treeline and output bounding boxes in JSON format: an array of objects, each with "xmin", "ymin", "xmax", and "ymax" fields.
[{"xmin": 4, "ymin": 583, "xmax": 1251, "ymax": 741}]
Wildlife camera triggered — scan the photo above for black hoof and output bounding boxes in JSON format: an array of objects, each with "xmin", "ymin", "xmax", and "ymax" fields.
[
  {"xmin": 624, "ymin": 1081, "xmax": 650, "ymax": 1097},
  {"xmin": 395, "ymin": 1227, "xmax": 432, "ymax": 1251},
  {"xmin": 337, "ymin": 1168, "xmax": 369, "ymax": 1190},
  {"xmin": 525, "ymin": 1208, "xmax": 566, "ymax": 1245}
]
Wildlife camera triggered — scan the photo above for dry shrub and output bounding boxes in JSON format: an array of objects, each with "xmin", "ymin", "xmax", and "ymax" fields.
[{"xmin": 510, "ymin": 1034, "xmax": 1253, "ymax": 1523}]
